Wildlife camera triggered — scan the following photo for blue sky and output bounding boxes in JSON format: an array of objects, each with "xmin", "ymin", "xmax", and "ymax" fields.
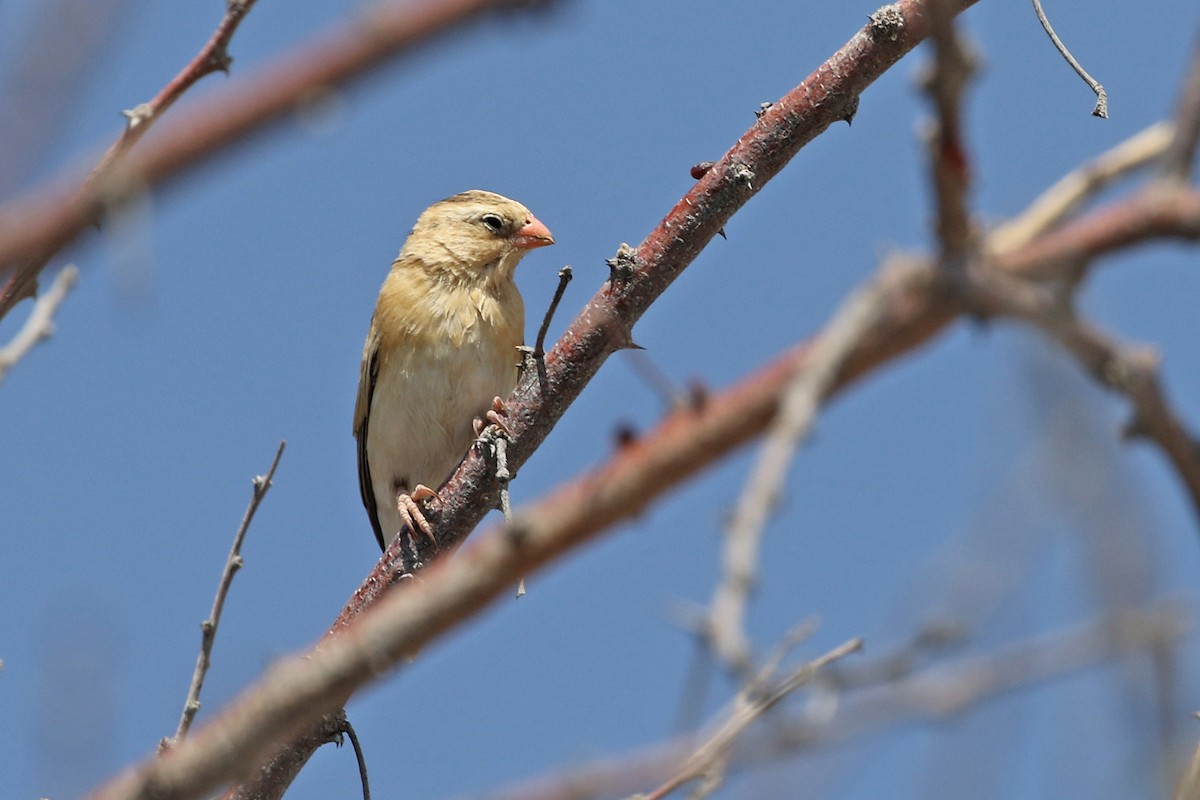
[{"xmin": 2, "ymin": 1, "xmax": 1200, "ymax": 798}]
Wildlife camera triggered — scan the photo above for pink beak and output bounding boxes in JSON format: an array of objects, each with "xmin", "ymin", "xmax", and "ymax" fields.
[{"xmin": 512, "ymin": 214, "xmax": 555, "ymax": 249}]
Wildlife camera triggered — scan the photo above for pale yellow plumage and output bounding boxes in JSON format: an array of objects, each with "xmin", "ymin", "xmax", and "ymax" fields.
[{"xmin": 354, "ymin": 190, "xmax": 554, "ymax": 549}]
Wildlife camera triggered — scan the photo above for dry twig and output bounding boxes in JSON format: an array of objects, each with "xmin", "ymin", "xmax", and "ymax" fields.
[
  {"xmin": 167, "ymin": 441, "xmax": 286, "ymax": 745},
  {"xmin": 639, "ymin": 638, "xmax": 864, "ymax": 800},
  {"xmin": 0, "ymin": 264, "xmax": 77, "ymax": 385},
  {"xmin": 1030, "ymin": 0, "xmax": 1108, "ymax": 118},
  {"xmin": 707, "ymin": 279, "xmax": 892, "ymax": 677}
]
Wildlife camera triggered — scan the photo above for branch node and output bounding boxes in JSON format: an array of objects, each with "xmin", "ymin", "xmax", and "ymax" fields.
[
  {"xmin": 605, "ymin": 243, "xmax": 638, "ymax": 289},
  {"xmin": 868, "ymin": 5, "xmax": 905, "ymax": 42}
]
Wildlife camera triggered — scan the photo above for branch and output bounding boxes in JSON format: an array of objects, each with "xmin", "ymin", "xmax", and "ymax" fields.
[
  {"xmin": 1159, "ymin": 27, "xmax": 1200, "ymax": 182},
  {"xmin": 0, "ymin": 0, "xmax": 261, "ymax": 321},
  {"xmin": 0, "ymin": 0, "xmax": 556, "ymax": 322},
  {"xmin": 988, "ymin": 121, "xmax": 1174, "ymax": 253},
  {"xmin": 165, "ymin": 441, "xmax": 286, "ymax": 746},
  {"xmin": 706, "ymin": 278, "xmax": 895, "ymax": 677},
  {"xmin": 0, "ymin": 264, "xmax": 78, "ymax": 384},
  {"xmin": 925, "ymin": 0, "xmax": 976, "ymax": 264}
]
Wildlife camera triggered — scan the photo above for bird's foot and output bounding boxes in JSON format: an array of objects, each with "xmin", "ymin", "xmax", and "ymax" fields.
[
  {"xmin": 473, "ymin": 396, "xmax": 510, "ymax": 438},
  {"xmin": 398, "ymin": 484, "xmax": 441, "ymax": 549}
]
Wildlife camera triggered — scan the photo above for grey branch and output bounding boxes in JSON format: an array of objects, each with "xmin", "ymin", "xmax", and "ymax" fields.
[
  {"xmin": 1031, "ymin": 0, "xmax": 1108, "ymax": 118},
  {"xmin": 0, "ymin": 264, "xmax": 78, "ymax": 385}
]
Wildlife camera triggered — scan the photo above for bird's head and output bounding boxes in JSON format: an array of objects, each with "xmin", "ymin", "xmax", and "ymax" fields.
[{"xmin": 401, "ymin": 190, "xmax": 554, "ymax": 283}]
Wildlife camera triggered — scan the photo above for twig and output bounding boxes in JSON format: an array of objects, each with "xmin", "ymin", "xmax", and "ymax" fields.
[
  {"xmin": 707, "ymin": 277, "xmax": 893, "ymax": 678},
  {"xmin": 338, "ymin": 719, "xmax": 371, "ymax": 800},
  {"xmin": 493, "ymin": 434, "xmax": 525, "ymax": 597},
  {"xmin": 1030, "ymin": 0, "xmax": 1108, "ymax": 118},
  {"xmin": 0, "ymin": 0, "xmax": 261, "ymax": 322},
  {"xmin": 0, "ymin": 264, "xmax": 78, "ymax": 385},
  {"xmin": 1159, "ymin": 29, "xmax": 1200, "ymax": 182},
  {"xmin": 989, "ymin": 122, "xmax": 1174, "ymax": 253},
  {"xmin": 640, "ymin": 638, "xmax": 864, "ymax": 800},
  {"xmin": 534, "ymin": 266, "xmax": 572, "ymax": 359},
  {"xmin": 167, "ymin": 440, "xmax": 286, "ymax": 745},
  {"xmin": 924, "ymin": 0, "xmax": 976, "ymax": 264}
]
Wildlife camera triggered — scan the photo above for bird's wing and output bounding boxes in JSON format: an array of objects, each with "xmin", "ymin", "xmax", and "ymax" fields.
[{"xmin": 353, "ymin": 318, "xmax": 386, "ymax": 550}]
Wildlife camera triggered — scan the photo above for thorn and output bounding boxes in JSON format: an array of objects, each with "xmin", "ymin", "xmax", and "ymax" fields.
[
  {"xmin": 716, "ymin": 227, "xmax": 727, "ymax": 240},
  {"xmin": 691, "ymin": 161, "xmax": 716, "ymax": 179},
  {"xmin": 755, "ymin": 101, "xmax": 773, "ymax": 118},
  {"xmin": 841, "ymin": 95, "xmax": 860, "ymax": 126}
]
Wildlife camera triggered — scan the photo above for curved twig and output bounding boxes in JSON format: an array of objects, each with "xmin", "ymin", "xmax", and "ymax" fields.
[{"xmin": 1030, "ymin": 0, "xmax": 1108, "ymax": 118}]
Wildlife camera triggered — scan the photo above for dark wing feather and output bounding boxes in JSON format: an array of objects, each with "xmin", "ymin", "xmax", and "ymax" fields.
[{"xmin": 353, "ymin": 320, "xmax": 386, "ymax": 550}]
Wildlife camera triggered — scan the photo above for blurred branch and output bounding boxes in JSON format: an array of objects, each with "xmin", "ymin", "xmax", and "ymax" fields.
[
  {"xmin": 1159, "ymin": 28, "xmax": 1200, "ymax": 182},
  {"xmin": 165, "ymin": 441, "xmax": 286, "ymax": 747},
  {"xmin": 0, "ymin": 264, "xmax": 78, "ymax": 385},
  {"xmin": 0, "ymin": 0, "xmax": 134, "ymax": 195},
  {"xmin": 925, "ymin": 0, "xmax": 976, "ymax": 264},
  {"xmin": 0, "ymin": 0, "xmax": 556, "ymax": 321},
  {"xmin": 0, "ymin": 0, "xmax": 261, "ymax": 320},
  {"xmin": 989, "ymin": 122, "xmax": 1173, "ymax": 252},
  {"xmin": 706, "ymin": 278, "xmax": 893, "ymax": 677},
  {"xmin": 1030, "ymin": 0, "xmax": 1108, "ymax": 118},
  {"xmin": 458, "ymin": 604, "xmax": 1185, "ymax": 800}
]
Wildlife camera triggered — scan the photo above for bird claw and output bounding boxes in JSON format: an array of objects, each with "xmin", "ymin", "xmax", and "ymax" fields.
[
  {"xmin": 398, "ymin": 485, "xmax": 441, "ymax": 549},
  {"xmin": 473, "ymin": 396, "xmax": 511, "ymax": 438}
]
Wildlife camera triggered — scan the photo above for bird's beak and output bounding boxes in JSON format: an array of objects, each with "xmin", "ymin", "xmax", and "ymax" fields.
[{"xmin": 512, "ymin": 214, "xmax": 555, "ymax": 249}]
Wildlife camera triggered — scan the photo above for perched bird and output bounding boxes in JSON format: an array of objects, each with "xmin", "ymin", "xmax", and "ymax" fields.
[{"xmin": 354, "ymin": 190, "xmax": 555, "ymax": 550}]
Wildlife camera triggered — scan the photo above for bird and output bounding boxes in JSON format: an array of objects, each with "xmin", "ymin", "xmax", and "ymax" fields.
[{"xmin": 354, "ymin": 190, "xmax": 555, "ymax": 550}]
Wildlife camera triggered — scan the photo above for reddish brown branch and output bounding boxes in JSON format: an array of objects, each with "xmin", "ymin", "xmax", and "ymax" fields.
[
  {"xmin": 991, "ymin": 184, "xmax": 1200, "ymax": 283},
  {"xmin": 925, "ymin": 0, "xmax": 975, "ymax": 263},
  {"xmin": 0, "ymin": 0, "xmax": 554, "ymax": 320}
]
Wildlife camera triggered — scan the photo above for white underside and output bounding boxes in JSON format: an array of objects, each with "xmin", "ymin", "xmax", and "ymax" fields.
[{"xmin": 366, "ymin": 334, "xmax": 517, "ymax": 544}]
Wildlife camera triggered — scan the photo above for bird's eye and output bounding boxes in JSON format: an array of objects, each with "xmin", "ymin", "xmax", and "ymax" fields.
[{"xmin": 480, "ymin": 213, "xmax": 505, "ymax": 234}]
